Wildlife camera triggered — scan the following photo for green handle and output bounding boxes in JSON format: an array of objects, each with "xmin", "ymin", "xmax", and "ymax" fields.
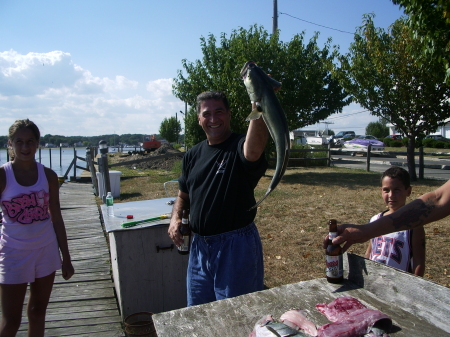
[{"xmin": 121, "ymin": 214, "xmax": 169, "ymax": 228}]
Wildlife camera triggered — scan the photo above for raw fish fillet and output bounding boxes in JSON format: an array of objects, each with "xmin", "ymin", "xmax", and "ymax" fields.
[{"xmin": 280, "ymin": 309, "xmax": 318, "ymax": 336}]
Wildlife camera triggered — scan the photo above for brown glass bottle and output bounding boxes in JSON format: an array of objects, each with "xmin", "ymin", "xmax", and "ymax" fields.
[
  {"xmin": 325, "ymin": 219, "xmax": 343, "ymax": 283},
  {"xmin": 178, "ymin": 209, "xmax": 191, "ymax": 255}
]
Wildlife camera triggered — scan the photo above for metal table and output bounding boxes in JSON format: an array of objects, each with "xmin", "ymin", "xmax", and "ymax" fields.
[{"xmin": 101, "ymin": 198, "xmax": 189, "ymax": 319}]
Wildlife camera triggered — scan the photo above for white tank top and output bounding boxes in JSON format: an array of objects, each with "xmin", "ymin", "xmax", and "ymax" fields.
[
  {"xmin": 369, "ymin": 212, "xmax": 413, "ymax": 273},
  {"xmin": 0, "ymin": 162, "xmax": 56, "ymax": 250}
]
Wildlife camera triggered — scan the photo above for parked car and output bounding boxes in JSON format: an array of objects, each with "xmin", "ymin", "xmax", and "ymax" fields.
[
  {"xmin": 424, "ymin": 135, "xmax": 450, "ymax": 143},
  {"xmin": 386, "ymin": 135, "xmax": 402, "ymax": 141},
  {"xmin": 330, "ymin": 131, "xmax": 356, "ymax": 145}
]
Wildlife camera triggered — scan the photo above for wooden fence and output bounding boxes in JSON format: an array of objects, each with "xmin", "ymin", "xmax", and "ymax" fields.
[{"xmin": 40, "ymin": 144, "xmax": 430, "ymax": 199}]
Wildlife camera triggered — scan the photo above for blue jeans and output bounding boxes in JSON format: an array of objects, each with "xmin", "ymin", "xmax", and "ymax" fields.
[{"xmin": 187, "ymin": 222, "xmax": 264, "ymax": 306}]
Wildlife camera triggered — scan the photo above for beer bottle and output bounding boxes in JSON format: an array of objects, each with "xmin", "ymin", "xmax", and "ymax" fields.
[
  {"xmin": 325, "ymin": 219, "xmax": 343, "ymax": 283},
  {"xmin": 178, "ymin": 209, "xmax": 191, "ymax": 255}
]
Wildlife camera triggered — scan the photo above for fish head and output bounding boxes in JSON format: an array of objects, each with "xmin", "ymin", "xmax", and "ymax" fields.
[{"xmin": 240, "ymin": 61, "xmax": 282, "ymax": 102}]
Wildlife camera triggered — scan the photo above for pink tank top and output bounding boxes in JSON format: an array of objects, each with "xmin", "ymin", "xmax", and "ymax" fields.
[{"xmin": 0, "ymin": 162, "xmax": 56, "ymax": 250}]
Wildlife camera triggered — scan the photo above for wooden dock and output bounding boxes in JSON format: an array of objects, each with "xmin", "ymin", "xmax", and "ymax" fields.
[{"xmin": 10, "ymin": 182, "xmax": 124, "ymax": 336}]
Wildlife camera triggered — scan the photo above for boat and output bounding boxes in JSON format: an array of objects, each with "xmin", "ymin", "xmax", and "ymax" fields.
[{"xmin": 343, "ymin": 135, "xmax": 385, "ymax": 154}]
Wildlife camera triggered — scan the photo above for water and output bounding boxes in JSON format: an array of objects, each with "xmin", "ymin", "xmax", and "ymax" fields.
[{"xmin": 0, "ymin": 147, "xmax": 137, "ymax": 178}]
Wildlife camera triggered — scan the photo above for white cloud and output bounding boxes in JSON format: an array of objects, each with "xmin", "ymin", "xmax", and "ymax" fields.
[
  {"xmin": 146, "ymin": 78, "xmax": 174, "ymax": 98},
  {"xmin": 0, "ymin": 50, "xmax": 184, "ymax": 136}
]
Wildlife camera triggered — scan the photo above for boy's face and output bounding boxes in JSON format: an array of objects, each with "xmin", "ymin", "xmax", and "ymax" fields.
[{"xmin": 381, "ymin": 176, "xmax": 412, "ymax": 213}]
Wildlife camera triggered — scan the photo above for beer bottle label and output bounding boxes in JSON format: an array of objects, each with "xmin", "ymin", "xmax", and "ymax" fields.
[
  {"xmin": 178, "ymin": 235, "xmax": 190, "ymax": 252},
  {"xmin": 326, "ymin": 255, "xmax": 343, "ymax": 278}
]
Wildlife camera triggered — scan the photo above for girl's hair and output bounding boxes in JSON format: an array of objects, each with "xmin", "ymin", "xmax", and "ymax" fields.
[{"xmin": 8, "ymin": 119, "xmax": 41, "ymax": 159}]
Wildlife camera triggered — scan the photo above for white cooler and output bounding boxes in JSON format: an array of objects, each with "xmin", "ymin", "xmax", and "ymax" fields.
[{"xmin": 97, "ymin": 170, "xmax": 122, "ymax": 198}]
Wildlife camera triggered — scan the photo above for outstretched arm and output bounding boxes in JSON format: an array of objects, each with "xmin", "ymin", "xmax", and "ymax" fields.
[
  {"xmin": 243, "ymin": 102, "xmax": 269, "ymax": 162},
  {"xmin": 331, "ymin": 180, "xmax": 450, "ymax": 252}
]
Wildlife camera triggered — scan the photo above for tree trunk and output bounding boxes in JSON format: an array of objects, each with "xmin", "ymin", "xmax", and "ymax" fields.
[{"xmin": 407, "ymin": 137, "xmax": 417, "ymax": 181}]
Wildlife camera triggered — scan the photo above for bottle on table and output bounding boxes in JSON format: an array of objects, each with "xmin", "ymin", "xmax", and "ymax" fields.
[
  {"xmin": 325, "ymin": 219, "xmax": 343, "ymax": 283},
  {"xmin": 106, "ymin": 192, "xmax": 114, "ymax": 217},
  {"xmin": 178, "ymin": 209, "xmax": 191, "ymax": 255}
]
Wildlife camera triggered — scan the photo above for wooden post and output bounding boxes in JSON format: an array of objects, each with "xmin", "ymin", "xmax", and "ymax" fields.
[
  {"xmin": 98, "ymin": 152, "xmax": 111, "ymax": 202},
  {"xmin": 49, "ymin": 148, "xmax": 52, "ymax": 168},
  {"xmin": 103, "ymin": 154, "xmax": 111, "ymax": 195},
  {"xmin": 60, "ymin": 146, "xmax": 62, "ymax": 166},
  {"xmin": 98, "ymin": 140, "xmax": 111, "ymax": 202},
  {"xmin": 6, "ymin": 149, "xmax": 9, "ymax": 162},
  {"xmin": 38, "ymin": 148, "xmax": 41, "ymax": 163},
  {"xmin": 419, "ymin": 146, "xmax": 424, "ymax": 180},
  {"xmin": 86, "ymin": 147, "xmax": 99, "ymax": 196},
  {"xmin": 366, "ymin": 144, "xmax": 371, "ymax": 172},
  {"xmin": 73, "ymin": 147, "xmax": 76, "ymax": 181},
  {"xmin": 327, "ymin": 142, "xmax": 331, "ymax": 167}
]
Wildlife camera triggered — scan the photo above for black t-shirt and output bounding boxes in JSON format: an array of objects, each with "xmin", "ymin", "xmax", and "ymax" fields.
[{"xmin": 178, "ymin": 133, "xmax": 268, "ymax": 236}]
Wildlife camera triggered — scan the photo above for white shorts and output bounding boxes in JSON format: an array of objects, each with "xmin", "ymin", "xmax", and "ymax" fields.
[{"xmin": 0, "ymin": 240, "xmax": 61, "ymax": 284}]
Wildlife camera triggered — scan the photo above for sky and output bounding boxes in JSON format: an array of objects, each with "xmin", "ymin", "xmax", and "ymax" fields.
[{"xmin": 0, "ymin": 0, "xmax": 404, "ymax": 138}]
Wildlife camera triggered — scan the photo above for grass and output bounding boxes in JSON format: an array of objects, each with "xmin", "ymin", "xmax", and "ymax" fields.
[{"xmin": 110, "ymin": 155, "xmax": 450, "ymax": 289}]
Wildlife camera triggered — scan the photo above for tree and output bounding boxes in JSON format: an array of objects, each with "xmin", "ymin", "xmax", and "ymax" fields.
[
  {"xmin": 366, "ymin": 120, "xmax": 389, "ymax": 139},
  {"xmin": 173, "ymin": 25, "xmax": 351, "ymax": 149},
  {"xmin": 332, "ymin": 15, "xmax": 450, "ymax": 180},
  {"xmin": 159, "ymin": 117, "xmax": 182, "ymax": 143},
  {"xmin": 392, "ymin": 0, "xmax": 450, "ymax": 83}
]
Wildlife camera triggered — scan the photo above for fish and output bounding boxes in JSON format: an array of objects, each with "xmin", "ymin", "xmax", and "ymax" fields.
[
  {"xmin": 265, "ymin": 322, "xmax": 307, "ymax": 337},
  {"xmin": 250, "ymin": 315, "xmax": 306, "ymax": 337},
  {"xmin": 249, "ymin": 315, "xmax": 273, "ymax": 337},
  {"xmin": 240, "ymin": 61, "xmax": 290, "ymax": 210},
  {"xmin": 280, "ymin": 309, "xmax": 318, "ymax": 336}
]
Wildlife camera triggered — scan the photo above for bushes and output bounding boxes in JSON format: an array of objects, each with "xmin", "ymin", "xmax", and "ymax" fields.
[
  {"xmin": 422, "ymin": 138, "xmax": 450, "ymax": 149},
  {"xmin": 383, "ymin": 138, "xmax": 403, "ymax": 147}
]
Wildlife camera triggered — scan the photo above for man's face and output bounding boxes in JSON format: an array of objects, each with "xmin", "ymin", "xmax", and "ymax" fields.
[{"xmin": 198, "ymin": 99, "xmax": 232, "ymax": 145}]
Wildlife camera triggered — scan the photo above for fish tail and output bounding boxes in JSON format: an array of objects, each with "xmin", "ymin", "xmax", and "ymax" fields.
[{"xmin": 248, "ymin": 189, "xmax": 272, "ymax": 211}]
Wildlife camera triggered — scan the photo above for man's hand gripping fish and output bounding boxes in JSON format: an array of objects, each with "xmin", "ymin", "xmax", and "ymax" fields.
[{"xmin": 241, "ymin": 61, "xmax": 290, "ymax": 210}]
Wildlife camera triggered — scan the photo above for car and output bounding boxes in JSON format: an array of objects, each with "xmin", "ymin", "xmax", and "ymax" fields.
[
  {"xmin": 424, "ymin": 135, "xmax": 450, "ymax": 143},
  {"xmin": 386, "ymin": 135, "xmax": 403, "ymax": 141},
  {"xmin": 330, "ymin": 131, "xmax": 356, "ymax": 145},
  {"xmin": 335, "ymin": 131, "xmax": 356, "ymax": 138}
]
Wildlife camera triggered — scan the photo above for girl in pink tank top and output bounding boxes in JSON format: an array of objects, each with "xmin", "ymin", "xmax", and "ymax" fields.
[{"xmin": 0, "ymin": 119, "xmax": 74, "ymax": 336}]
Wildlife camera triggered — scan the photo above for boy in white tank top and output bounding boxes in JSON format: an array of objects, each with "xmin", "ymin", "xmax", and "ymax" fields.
[{"xmin": 365, "ymin": 166, "xmax": 425, "ymax": 276}]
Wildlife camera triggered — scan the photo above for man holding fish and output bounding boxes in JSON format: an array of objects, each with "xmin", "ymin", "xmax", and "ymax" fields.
[
  {"xmin": 168, "ymin": 89, "xmax": 268, "ymax": 306},
  {"xmin": 168, "ymin": 62, "xmax": 290, "ymax": 306}
]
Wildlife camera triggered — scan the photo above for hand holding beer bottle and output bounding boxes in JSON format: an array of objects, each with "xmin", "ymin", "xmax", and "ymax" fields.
[
  {"xmin": 325, "ymin": 219, "xmax": 343, "ymax": 283},
  {"xmin": 178, "ymin": 209, "xmax": 191, "ymax": 255}
]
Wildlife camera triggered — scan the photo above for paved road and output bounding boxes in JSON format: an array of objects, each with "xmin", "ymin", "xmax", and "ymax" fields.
[{"xmin": 331, "ymin": 153, "xmax": 450, "ymax": 181}]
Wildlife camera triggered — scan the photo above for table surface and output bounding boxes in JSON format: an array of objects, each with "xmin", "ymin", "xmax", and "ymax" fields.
[
  {"xmin": 100, "ymin": 197, "xmax": 175, "ymax": 232},
  {"xmin": 152, "ymin": 254, "xmax": 450, "ymax": 337}
]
